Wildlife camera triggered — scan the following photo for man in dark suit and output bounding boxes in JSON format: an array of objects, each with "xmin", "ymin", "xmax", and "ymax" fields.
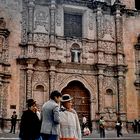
[
  {"xmin": 41, "ymin": 90, "xmax": 62, "ymax": 140},
  {"xmin": 10, "ymin": 111, "xmax": 17, "ymax": 134}
]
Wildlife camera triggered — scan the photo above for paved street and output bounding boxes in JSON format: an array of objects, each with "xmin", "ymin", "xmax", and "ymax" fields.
[{"xmin": 0, "ymin": 130, "xmax": 140, "ymax": 140}]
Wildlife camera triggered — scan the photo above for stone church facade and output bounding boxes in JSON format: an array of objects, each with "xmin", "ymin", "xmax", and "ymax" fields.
[{"xmin": 0, "ymin": 0, "xmax": 140, "ymax": 130}]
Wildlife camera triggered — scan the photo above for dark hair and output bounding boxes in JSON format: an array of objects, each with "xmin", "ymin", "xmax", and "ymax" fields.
[
  {"xmin": 100, "ymin": 116, "xmax": 103, "ymax": 119},
  {"xmin": 26, "ymin": 99, "xmax": 36, "ymax": 107},
  {"xmin": 50, "ymin": 90, "xmax": 62, "ymax": 100}
]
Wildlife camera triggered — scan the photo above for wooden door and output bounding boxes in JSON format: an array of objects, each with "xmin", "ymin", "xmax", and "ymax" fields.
[{"xmin": 61, "ymin": 80, "xmax": 91, "ymax": 128}]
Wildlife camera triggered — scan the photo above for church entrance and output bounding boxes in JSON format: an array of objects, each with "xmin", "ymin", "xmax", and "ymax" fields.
[{"xmin": 61, "ymin": 80, "xmax": 91, "ymax": 129}]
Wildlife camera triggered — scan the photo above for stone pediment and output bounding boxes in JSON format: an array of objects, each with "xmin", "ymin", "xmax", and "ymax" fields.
[{"xmin": 102, "ymin": 34, "xmax": 114, "ymax": 41}]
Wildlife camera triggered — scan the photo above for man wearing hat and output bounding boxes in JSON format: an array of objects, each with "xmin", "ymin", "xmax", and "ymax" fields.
[
  {"xmin": 19, "ymin": 99, "xmax": 41, "ymax": 140},
  {"xmin": 59, "ymin": 94, "xmax": 81, "ymax": 140}
]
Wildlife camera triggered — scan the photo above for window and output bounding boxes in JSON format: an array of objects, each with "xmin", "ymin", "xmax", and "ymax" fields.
[
  {"xmin": 135, "ymin": 0, "xmax": 140, "ymax": 10},
  {"xmin": 71, "ymin": 43, "xmax": 81, "ymax": 63},
  {"xmin": 64, "ymin": 13, "xmax": 82, "ymax": 38}
]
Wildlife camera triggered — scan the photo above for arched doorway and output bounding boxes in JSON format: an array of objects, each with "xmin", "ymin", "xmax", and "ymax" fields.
[{"xmin": 61, "ymin": 80, "xmax": 91, "ymax": 129}]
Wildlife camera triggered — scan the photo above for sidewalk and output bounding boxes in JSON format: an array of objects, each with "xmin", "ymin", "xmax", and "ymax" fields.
[
  {"xmin": 83, "ymin": 130, "xmax": 140, "ymax": 139},
  {"xmin": 0, "ymin": 130, "xmax": 140, "ymax": 140}
]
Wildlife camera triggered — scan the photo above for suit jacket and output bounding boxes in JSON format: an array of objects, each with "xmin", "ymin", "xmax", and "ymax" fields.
[
  {"xmin": 19, "ymin": 109, "xmax": 41, "ymax": 139},
  {"xmin": 41, "ymin": 99, "xmax": 60, "ymax": 135}
]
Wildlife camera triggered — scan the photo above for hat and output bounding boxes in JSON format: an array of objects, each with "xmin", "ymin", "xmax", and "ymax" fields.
[
  {"xmin": 13, "ymin": 111, "xmax": 16, "ymax": 113},
  {"xmin": 26, "ymin": 99, "xmax": 36, "ymax": 107},
  {"xmin": 61, "ymin": 94, "xmax": 73, "ymax": 102}
]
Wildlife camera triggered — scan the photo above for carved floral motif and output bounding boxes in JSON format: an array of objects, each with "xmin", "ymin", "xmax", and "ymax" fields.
[{"xmin": 34, "ymin": 33, "xmax": 49, "ymax": 46}]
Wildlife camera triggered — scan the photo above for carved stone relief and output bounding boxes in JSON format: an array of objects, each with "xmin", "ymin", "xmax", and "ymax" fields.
[
  {"xmin": 103, "ymin": 42, "xmax": 116, "ymax": 53},
  {"xmin": 2, "ymin": 83, "xmax": 8, "ymax": 118},
  {"xmin": 104, "ymin": 107, "xmax": 116, "ymax": 120},
  {"xmin": 34, "ymin": 6, "xmax": 49, "ymax": 33},
  {"xmin": 33, "ymin": 71, "xmax": 49, "ymax": 83},
  {"xmin": 3, "ymin": 38, "xmax": 9, "ymax": 63},
  {"xmin": 34, "ymin": 33, "xmax": 49, "ymax": 47},
  {"xmin": 105, "ymin": 54, "xmax": 114, "ymax": 65},
  {"xmin": 117, "ymin": 54, "xmax": 124, "ymax": 65},
  {"xmin": 103, "ymin": 77, "xmax": 116, "ymax": 93},
  {"xmin": 56, "ymin": 9, "xmax": 62, "ymax": 26},
  {"xmin": 88, "ymin": 12, "xmax": 93, "ymax": 30},
  {"xmin": 34, "ymin": 47, "xmax": 48, "ymax": 60},
  {"xmin": 21, "ymin": 0, "xmax": 28, "ymax": 44},
  {"xmin": 103, "ymin": 15, "xmax": 115, "ymax": 40}
]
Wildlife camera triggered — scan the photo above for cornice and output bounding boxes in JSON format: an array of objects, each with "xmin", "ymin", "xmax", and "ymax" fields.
[{"xmin": 0, "ymin": 29, "xmax": 10, "ymax": 38}]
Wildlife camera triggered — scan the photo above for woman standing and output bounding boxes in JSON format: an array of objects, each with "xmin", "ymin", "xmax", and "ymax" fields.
[
  {"xmin": 59, "ymin": 94, "xmax": 81, "ymax": 140},
  {"xmin": 19, "ymin": 99, "xmax": 41, "ymax": 140}
]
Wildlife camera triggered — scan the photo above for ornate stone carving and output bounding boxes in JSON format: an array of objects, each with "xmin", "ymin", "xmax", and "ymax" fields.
[
  {"xmin": 21, "ymin": 0, "xmax": 28, "ymax": 44},
  {"xmin": 56, "ymin": 9, "xmax": 62, "ymax": 26},
  {"xmin": 35, "ymin": 47, "xmax": 48, "ymax": 60},
  {"xmin": 34, "ymin": 7, "xmax": 49, "ymax": 33},
  {"xmin": 105, "ymin": 54, "xmax": 114, "ymax": 65},
  {"xmin": 2, "ymin": 83, "xmax": 8, "ymax": 118},
  {"xmin": 88, "ymin": 12, "xmax": 93, "ymax": 30},
  {"xmin": 103, "ymin": 77, "xmax": 116, "ymax": 92},
  {"xmin": 96, "ymin": 7, "xmax": 104, "ymax": 39},
  {"xmin": 33, "ymin": 71, "xmax": 49, "ymax": 83},
  {"xmin": 27, "ymin": 69, "xmax": 33, "ymax": 99},
  {"xmin": 34, "ymin": 33, "xmax": 49, "ymax": 46},
  {"xmin": 49, "ymin": 71, "xmax": 56, "ymax": 92},
  {"xmin": 49, "ymin": 0, "xmax": 56, "ymax": 45},
  {"xmin": 103, "ymin": 16, "xmax": 115, "ymax": 40},
  {"xmin": 118, "ymin": 76, "xmax": 125, "ymax": 114},
  {"xmin": 27, "ymin": 0, "xmax": 35, "ymax": 42}
]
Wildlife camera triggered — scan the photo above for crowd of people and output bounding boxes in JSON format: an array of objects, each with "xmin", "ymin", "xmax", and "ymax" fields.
[
  {"xmin": 18, "ymin": 90, "xmax": 81, "ymax": 140},
  {"xmin": 132, "ymin": 119, "xmax": 140, "ymax": 134},
  {"xmin": 8, "ymin": 90, "xmax": 140, "ymax": 140}
]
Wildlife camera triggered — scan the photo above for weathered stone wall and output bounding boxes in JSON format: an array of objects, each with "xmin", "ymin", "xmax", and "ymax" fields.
[
  {"xmin": 123, "ymin": 13, "xmax": 140, "ymax": 120},
  {"xmin": 0, "ymin": 0, "xmax": 140, "ymax": 126},
  {"xmin": 0, "ymin": 0, "xmax": 22, "ymax": 119}
]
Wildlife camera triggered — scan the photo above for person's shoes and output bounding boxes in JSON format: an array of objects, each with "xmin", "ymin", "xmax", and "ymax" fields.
[{"xmin": 9, "ymin": 131, "xmax": 12, "ymax": 133}]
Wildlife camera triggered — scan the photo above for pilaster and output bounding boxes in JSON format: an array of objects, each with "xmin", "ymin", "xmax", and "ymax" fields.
[
  {"xmin": 49, "ymin": 0, "xmax": 58, "ymax": 60},
  {"xmin": 96, "ymin": 64, "xmax": 107, "ymax": 114},
  {"xmin": 116, "ymin": 65, "xmax": 127, "ymax": 121},
  {"xmin": 26, "ymin": 58, "xmax": 37, "ymax": 99},
  {"xmin": 27, "ymin": 0, "xmax": 35, "ymax": 43},
  {"xmin": 46, "ymin": 59, "xmax": 61, "ymax": 93}
]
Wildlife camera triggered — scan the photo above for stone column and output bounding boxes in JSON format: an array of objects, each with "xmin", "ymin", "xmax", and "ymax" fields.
[
  {"xmin": 46, "ymin": 60, "xmax": 60, "ymax": 94},
  {"xmin": 26, "ymin": 69, "xmax": 33, "ymax": 99},
  {"xmin": 94, "ymin": 2, "xmax": 106, "ymax": 114},
  {"xmin": 97, "ymin": 66, "xmax": 106, "ymax": 113},
  {"xmin": 26, "ymin": 59, "xmax": 36, "ymax": 99},
  {"xmin": 27, "ymin": 0, "xmax": 35, "ymax": 42},
  {"xmin": 50, "ymin": 0, "xmax": 56, "ymax": 45},
  {"xmin": 117, "ymin": 68, "xmax": 126, "ymax": 120},
  {"xmin": 113, "ymin": 1, "xmax": 126, "ymax": 120},
  {"xmin": 49, "ymin": 0, "xmax": 57, "ymax": 60},
  {"xmin": 90, "ymin": 98, "xmax": 96, "ymax": 132},
  {"xmin": 96, "ymin": 2, "xmax": 103, "ymax": 40},
  {"xmin": 49, "ymin": 71, "xmax": 55, "ymax": 93}
]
